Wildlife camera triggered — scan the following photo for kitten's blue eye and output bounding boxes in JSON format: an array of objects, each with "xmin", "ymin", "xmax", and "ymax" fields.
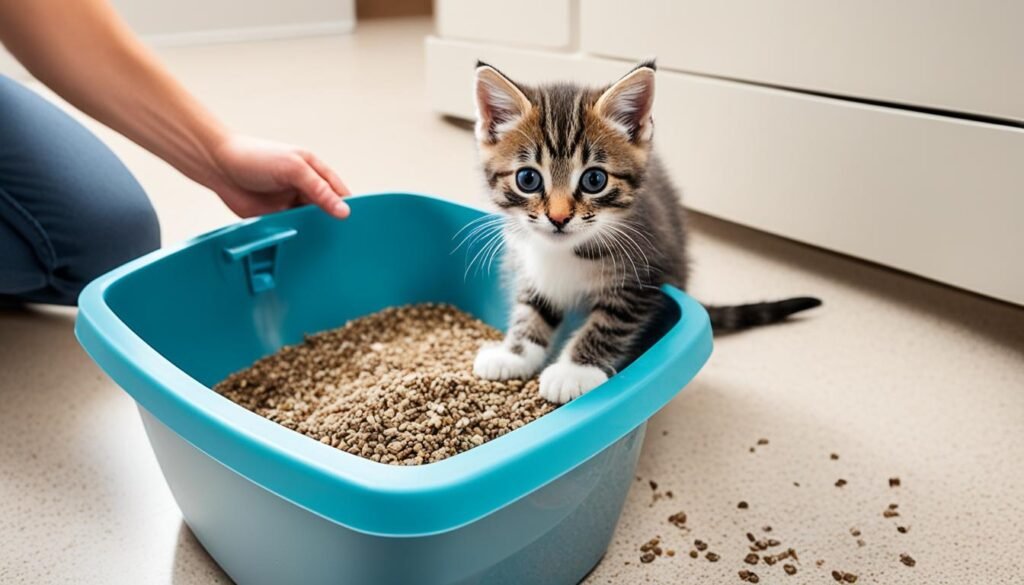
[
  {"xmin": 515, "ymin": 168, "xmax": 543, "ymax": 193},
  {"xmin": 580, "ymin": 168, "xmax": 608, "ymax": 194}
]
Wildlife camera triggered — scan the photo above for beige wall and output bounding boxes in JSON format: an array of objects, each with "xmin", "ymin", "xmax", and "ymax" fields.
[
  {"xmin": 111, "ymin": 0, "xmax": 354, "ymax": 43},
  {"xmin": 1, "ymin": 0, "xmax": 354, "ymax": 78}
]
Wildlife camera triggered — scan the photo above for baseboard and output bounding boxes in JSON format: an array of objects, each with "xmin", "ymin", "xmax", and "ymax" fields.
[{"xmin": 144, "ymin": 19, "xmax": 356, "ymax": 47}]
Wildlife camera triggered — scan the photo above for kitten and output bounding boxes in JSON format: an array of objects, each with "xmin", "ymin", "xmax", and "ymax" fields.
[{"xmin": 469, "ymin": 60, "xmax": 821, "ymax": 403}]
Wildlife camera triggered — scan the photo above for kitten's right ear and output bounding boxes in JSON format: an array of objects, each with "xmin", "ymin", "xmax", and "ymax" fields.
[
  {"xmin": 475, "ymin": 62, "xmax": 531, "ymax": 144},
  {"xmin": 596, "ymin": 61, "xmax": 656, "ymax": 144}
]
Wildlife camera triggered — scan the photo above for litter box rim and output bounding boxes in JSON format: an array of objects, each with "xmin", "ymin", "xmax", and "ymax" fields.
[{"xmin": 75, "ymin": 193, "xmax": 713, "ymax": 537}]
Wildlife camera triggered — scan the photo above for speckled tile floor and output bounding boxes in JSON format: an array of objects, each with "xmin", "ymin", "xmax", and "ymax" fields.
[{"xmin": 2, "ymin": 17, "xmax": 1022, "ymax": 585}]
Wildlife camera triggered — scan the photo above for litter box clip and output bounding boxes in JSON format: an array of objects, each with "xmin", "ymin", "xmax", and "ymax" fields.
[{"xmin": 222, "ymin": 227, "xmax": 297, "ymax": 294}]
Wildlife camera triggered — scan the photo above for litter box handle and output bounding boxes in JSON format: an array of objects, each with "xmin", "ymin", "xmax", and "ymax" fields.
[{"xmin": 222, "ymin": 228, "xmax": 298, "ymax": 294}]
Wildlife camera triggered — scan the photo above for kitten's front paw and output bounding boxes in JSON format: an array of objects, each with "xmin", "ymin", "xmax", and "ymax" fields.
[
  {"xmin": 474, "ymin": 343, "xmax": 544, "ymax": 380},
  {"xmin": 538, "ymin": 362, "xmax": 608, "ymax": 404}
]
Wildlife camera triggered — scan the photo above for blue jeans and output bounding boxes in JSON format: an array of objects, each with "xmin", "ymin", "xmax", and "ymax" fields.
[{"xmin": 0, "ymin": 75, "xmax": 159, "ymax": 305}]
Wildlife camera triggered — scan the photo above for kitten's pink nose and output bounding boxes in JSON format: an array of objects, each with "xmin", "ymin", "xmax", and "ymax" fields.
[{"xmin": 547, "ymin": 212, "xmax": 571, "ymax": 230}]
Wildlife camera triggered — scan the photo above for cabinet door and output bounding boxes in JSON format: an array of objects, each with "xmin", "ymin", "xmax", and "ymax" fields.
[
  {"xmin": 581, "ymin": 0, "xmax": 1024, "ymax": 121},
  {"xmin": 437, "ymin": 0, "xmax": 573, "ymax": 49}
]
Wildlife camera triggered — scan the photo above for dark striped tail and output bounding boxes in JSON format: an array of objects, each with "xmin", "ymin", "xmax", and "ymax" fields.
[{"xmin": 705, "ymin": 297, "xmax": 822, "ymax": 332}]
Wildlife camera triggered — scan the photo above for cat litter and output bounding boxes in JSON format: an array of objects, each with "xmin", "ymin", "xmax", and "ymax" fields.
[{"xmin": 215, "ymin": 304, "xmax": 556, "ymax": 465}]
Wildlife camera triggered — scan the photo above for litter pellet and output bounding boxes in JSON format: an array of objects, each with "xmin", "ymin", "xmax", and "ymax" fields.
[
  {"xmin": 668, "ymin": 511, "xmax": 688, "ymax": 528},
  {"xmin": 832, "ymin": 570, "xmax": 858, "ymax": 582},
  {"xmin": 900, "ymin": 553, "xmax": 916, "ymax": 567},
  {"xmin": 897, "ymin": 526, "xmax": 909, "ymax": 534},
  {"xmin": 850, "ymin": 528, "xmax": 861, "ymax": 537},
  {"xmin": 694, "ymin": 539, "xmax": 708, "ymax": 552},
  {"xmin": 706, "ymin": 552, "xmax": 720, "ymax": 562},
  {"xmin": 830, "ymin": 453, "xmax": 839, "ymax": 460},
  {"xmin": 762, "ymin": 525, "xmax": 772, "ymax": 532},
  {"xmin": 835, "ymin": 479, "xmax": 847, "ymax": 487},
  {"xmin": 757, "ymin": 438, "xmax": 769, "ymax": 445},
  {"xmin": 649, "ymin": 480, "xmax": 659, "ymax": 491},
  {"xmin": 783, "ymin": 563, "xmax": 797, "ymax": 575},
  {"xmin": 215, "ymin": 304, "xmax": 557, "ymax": 466},
  {"xmin": 889, "ymin": 477, "xmax": 901, "ymax": 487},
  {"xmin": 738, "ymin": 501, "xmax": 749, "ymax": 509},
  {"xmin": 689, "ymin": 550, "xmax": 699, "ymax": 559},
  {"xmin": 666, "ymin": 549, "xmax": 675, "ymax": 557},
  {"xmin": 640, "ymin": 552, "xmax": 655, "ymax": 563}
]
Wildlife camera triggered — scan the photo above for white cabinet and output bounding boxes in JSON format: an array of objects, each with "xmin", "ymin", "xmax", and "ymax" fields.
[
  {"xmin": 581, "ymin": 0, "xmax": 1024, "ymax": 122},
  {"xmin": 427, "ymin": 4, "xmax": 1024, "ymax": 305},
  {"xmin": 436, "ymin": 0, "xmax": 573, "ymax": 49}
]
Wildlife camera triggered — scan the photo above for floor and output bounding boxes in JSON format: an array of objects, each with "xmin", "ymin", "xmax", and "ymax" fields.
[{"xmin": 2, "ymin": 17, "xmax": 1022, "ymax": 585}]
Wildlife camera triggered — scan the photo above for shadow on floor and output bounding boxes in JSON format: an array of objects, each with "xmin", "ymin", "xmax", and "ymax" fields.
[{"xmin": 172, "ymin": 521, "xmax": 234, "ymax": 585}]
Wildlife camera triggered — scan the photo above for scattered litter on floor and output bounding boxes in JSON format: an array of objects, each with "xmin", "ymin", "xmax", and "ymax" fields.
[{"xmin": 629, "ymin": 440, "xmax": 915, "ymax": 580}]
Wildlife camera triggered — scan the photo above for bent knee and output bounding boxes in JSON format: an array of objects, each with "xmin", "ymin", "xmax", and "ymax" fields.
[
  {"xmin": 52, "ymin": 182, "xmax": 161, "ymax": 298},
  {"xmin": 105, "ymin": 188, "xmax": 161, "ymax": 262}
]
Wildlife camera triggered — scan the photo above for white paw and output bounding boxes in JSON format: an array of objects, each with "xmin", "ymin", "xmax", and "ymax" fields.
[
  {"xmin": 474, "ymin": 342, "xmax": 545, "ymax": 380},
  {"xmin": 538, "ymin": 362, "xmax": 608, "ymax": 404}
]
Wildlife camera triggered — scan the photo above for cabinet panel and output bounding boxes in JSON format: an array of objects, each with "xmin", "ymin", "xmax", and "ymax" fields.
[
  {"xmin": 437, "ymin": 0, "xmax": 573, "ymax": 49},
  {"xmin": 580, "ymin": 0, "xmax": 1024, "ymax": 121}
]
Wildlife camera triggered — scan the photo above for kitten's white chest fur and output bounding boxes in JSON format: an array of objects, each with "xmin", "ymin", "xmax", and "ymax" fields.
[{"xmin": 512, "ymin": 237, "xmax": 602, "ymax": 310}]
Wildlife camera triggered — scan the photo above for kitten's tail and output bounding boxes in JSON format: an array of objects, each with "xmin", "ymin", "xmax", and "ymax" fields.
[{"xmin": 704, "ymin": 297, "xmax": 822, "ymax": 331}]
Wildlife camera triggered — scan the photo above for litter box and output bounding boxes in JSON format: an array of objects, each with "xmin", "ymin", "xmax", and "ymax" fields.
[{"xmin": 75, "ymin": 193, "xmax": 712, "ymax": 585}]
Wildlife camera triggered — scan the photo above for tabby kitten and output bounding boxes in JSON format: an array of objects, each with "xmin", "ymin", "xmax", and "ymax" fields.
[{"xmin": 470, "ymin": 61, "xmax": 820, "ymax": 403}]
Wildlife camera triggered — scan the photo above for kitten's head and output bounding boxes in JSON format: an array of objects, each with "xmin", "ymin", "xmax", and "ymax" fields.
[{"xmin": 474, "ymin": 61, "xmax": 656, "ymax": 248}]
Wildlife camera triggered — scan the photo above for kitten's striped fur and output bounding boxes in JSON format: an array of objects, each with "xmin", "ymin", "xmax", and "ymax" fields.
[{"xmin": 471, "ymin": 61, "xmax": 820, "ymax": 403}]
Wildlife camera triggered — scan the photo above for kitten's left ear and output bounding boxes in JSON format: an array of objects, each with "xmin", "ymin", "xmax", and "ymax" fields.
[
  {"xmin": 596, "ymin": 61, "xmax": 656, "ymax": 143},
  {"xmin": 475, "ymin": 61, "xmax": 532, "ymax": 144}
]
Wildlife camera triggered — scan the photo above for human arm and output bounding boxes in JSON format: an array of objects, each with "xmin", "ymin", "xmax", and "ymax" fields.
[{"xmin": 0, "ymin": 0, "xmax": 350, "ymax": 218}]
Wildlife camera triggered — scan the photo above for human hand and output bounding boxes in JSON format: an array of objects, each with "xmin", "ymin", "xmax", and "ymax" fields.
[{"xmin": 207, "ymin": 135, "xmax": 351, "ymax": 219}]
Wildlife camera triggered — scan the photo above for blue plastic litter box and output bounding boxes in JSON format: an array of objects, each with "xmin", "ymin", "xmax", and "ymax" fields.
[{"xmin": 75, "ymin": 193, "xmax": 712, "ymax": 585}]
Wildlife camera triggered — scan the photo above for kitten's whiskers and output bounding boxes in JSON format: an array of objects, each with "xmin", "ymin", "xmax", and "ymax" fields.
[
  {"xmin": 453, "ymin": 215, "xmax": 505, "ymax": 253},
  {"xmin": 604, "ymin": 223, "xmax": 652, "ymax": 281}
]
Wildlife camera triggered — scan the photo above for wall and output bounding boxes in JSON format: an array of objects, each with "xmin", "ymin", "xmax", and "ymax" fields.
[{"xmin": 0, "ymin": 0, "xmax": 355, "ymax": 78}]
